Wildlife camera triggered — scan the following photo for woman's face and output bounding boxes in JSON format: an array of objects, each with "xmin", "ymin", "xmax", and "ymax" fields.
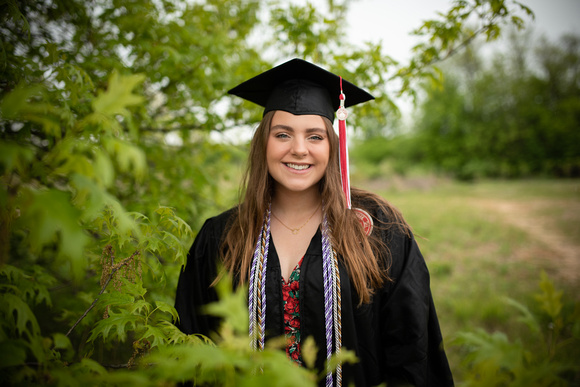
[{"xmin": 266, "ymin": 110, "xmax": 330, "ymax": 195}]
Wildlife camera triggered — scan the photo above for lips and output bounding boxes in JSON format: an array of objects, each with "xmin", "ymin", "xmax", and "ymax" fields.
[{"xmin": 285, "ymin": 163, "xmax": 311, "ymax": 171}]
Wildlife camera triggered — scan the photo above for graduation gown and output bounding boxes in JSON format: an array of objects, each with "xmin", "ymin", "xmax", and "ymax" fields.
[{"xmin": 174, "ymin": 205, "xmax": 454, "ymax": 387}]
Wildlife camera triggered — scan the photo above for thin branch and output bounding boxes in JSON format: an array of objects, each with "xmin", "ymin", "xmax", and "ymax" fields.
[
  {"xmin": 434, "ymin": 24, "xmax": 491, "ymax": 64},
  {"xmin": 65, "ymin": 250, "xmax": 140, "ymax": 337},
  {"xmin": 103, "ymin": 363, "xmax": 130, "ymax": 369}
]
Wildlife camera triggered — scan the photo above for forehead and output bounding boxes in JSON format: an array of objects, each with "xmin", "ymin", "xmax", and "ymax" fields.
[{"xmin": 270, "ymin": 110, "xmax": 327, "ymax": 130}]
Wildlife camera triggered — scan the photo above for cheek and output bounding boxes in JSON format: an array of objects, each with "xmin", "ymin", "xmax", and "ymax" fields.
[
  {"xmin": 265, "ymin": 138, "xmax": 280, "ymax": 170},
  {"xmin": 265, "ymin": 136, "xmax": 274, "ymax": 158},
  {"xmin": 322, "ymin": 146, "xmax": 335, "ymax": 174},
  {"xmin": 322, "ymin": 144, "xmax": 331, "ymax": 166}
]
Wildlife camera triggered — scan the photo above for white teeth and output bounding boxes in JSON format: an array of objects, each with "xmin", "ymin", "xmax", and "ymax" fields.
[{"xmin": 285, "ymin": 163, "xmax": 310, "ymax": 170}]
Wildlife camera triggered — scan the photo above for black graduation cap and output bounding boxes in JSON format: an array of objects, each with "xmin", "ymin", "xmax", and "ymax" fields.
[{"xmin": 228, "ymin": 58, "xmax": 374, "ymax": 121}]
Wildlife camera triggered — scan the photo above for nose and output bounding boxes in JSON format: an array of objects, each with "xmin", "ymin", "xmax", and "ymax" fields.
[{"xmin": 291, "ymin": 137, "xmax": 308, "ymax": 157}]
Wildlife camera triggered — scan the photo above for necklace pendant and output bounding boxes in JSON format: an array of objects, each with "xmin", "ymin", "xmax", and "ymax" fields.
[{"xmin": 291, "ymin": 229, "xmax": 299, "ymax": 235}]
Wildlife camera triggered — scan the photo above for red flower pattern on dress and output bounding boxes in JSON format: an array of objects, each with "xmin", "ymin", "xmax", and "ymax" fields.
[{"xmin": 282, "ymin": 257, "xmax": 303, "ymax": 365}]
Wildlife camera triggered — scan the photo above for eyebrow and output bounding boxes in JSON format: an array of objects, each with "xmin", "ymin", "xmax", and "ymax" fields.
[{"xmin": 270, "ymin": 125, "xmax": 326, "ymax": 134}]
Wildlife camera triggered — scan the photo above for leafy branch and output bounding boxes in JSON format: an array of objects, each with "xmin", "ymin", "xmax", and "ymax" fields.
[
  {"xmin": 394, "ymin": 0, "xmax": 535, "ymax": 98},
  {"xmin": 66, "ymin": 246, "xmax": 141, "ymax": 337}
]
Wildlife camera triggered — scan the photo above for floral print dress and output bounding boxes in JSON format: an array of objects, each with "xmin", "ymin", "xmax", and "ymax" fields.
[{"xmin": 282, "ymin": 257, "xmax": 304, "ymax": 365}]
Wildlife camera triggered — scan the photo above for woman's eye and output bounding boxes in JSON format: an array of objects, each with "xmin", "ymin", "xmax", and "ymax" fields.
[
  {"xmin": 275, "ymin": 133, "xmax": 290, "ymax": 139},
  {"xmin": 309, "ymin": 135, "xmax": 323, "ymax": 141}
]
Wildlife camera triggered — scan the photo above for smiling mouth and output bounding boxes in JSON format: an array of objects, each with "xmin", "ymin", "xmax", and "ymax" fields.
[{"xmin": 285, "ymin": 163, "xmax": 311, "ymax": 171}]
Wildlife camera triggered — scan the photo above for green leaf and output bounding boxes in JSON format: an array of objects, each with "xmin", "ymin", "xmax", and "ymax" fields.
[
  {"xmin": 301, "ymin": 336, "xmax": 317, "ymax": 370},
  {"xmin": 144, "ymin": 236, "xmax": 163, "ymax": 254},
  {"xmin": 0, "ymin": 141, "xmax": 34, "ymax": 175},
  {"xmin": 141, "ymin": 324, "xmax": 167, "ymax": 348},
  {"xmin": 51, "ymin": 332, "xmax": 74, "ymax": 362},
  {"xmin": 504, "ymin": 297, "xmax": 541, "ymax": 336},
  {"xmin": 0, "ymin": 83, "xmax": 63, "ymax": 138},
  {"xmin": 534, "ymin": 271, "xmax": 563, "ymax": 321},
  {"xmin": 154, "ymin": 300, "xmax": 179, "ymax": 322},
  {"xmin": 0, "ymin": 83, "xmax": 42, "ymax": 120},
  {"xmin": 119, "ymin": 277, "xmax": 147, "ymax": 298},
  {"xmin": 17, "ymin": 188, "xmax": 90, "ymax": 280},
  {"xmin": 52, "ymin": 153, "xmax": 94, "ymax": 179},
  {"xmin": 92, "ymin": 71, "xmax": 145, "ymax": 117},
  {"xmin": 160, "ymin": 321, "xmax": 212, "ymax": 345},
  {"xmin": 70, "ymin": 173, "xmax": 108, "ymax": 221},
  {"xmin": 204, "ymin": 277, "xmax": 248, "ymax": 335},
  {"xmin": 69, "ymin": 358, "xmax": 107, "ymax": 376},
  {"xmin": 88, "ymin": 309, "xmax": 139, "ymax": 343},
  {"xmin": 52, "ymin": 333, "xmax": 72, "ymax": 350},
  {"xmin": 0, "ymin": 293, "xmax": 40, "ymax": 337},
  {"xmin": 455, "ymin": 328, "xmax": 525, "ymax": 383},
  {"xmin": 129, "ymin": 299, "xmax": 151, "ymax": 315},
  {"xmin": 141, "ymin": 344, "xmax": 224, "ymax": 383},
  {"xmin": 161, "ymin": 230, "xmax": 184, "ymax": 251},
  {"xmin": 103, "ymin": 198, "xmax": 142, "ymax": 243},
  {"xmin": 102, "ymin": 137, "xmax": 147, "ymax": 181},
  {"xmin": 155, "ymin": 206, "xmax": 193, "ymax": 237},
  {"xmin": 9, "ymin": 268, "xmax": 53, "ymax": 307},
  {"xmin": 96, "ymin": 291, "xmax": 135, "ymax": 310},
  {"xmin": 0, "ymin": 264, "xmax": 54, "ymax": 306},
  {"xmin": 93, "ymin": 147, "xmax": 115, "ymax": 187},
  {"xmin": 324, "ymin": 348, "xmax": 358, "ymax": 377}
]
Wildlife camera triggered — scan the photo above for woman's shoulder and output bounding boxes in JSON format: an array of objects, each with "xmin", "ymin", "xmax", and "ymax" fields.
[
  {"xmin": 352, "ymin": 188, "xmax": 406, "ymax": 225},
  {"xmin": 207, "ymin": 206, "xmax": 237, "ymax": 226},
  {"xmin": 194, "ymin": 206, "xmax": 238, "ymax": 242}
]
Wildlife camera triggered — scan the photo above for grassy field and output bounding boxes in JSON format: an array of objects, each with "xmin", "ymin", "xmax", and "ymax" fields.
[{"xmin": 356, "ymin": 177, "xmax": 580, "ymax": 382}]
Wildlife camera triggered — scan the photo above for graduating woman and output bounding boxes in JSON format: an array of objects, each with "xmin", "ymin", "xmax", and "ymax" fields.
[{"xmin": 174, "ymin": 59, "xmax": 454, "ymax": 387}]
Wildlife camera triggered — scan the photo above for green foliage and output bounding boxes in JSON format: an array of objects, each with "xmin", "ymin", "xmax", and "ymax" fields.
[
  {"xmin": 454, "ymin": 272, "xmax": 580, "ymax": 386},
  {"xmin": 45, "ymin": 277, "xmax": 347, "ymax": 387},
  {"xmin": 409, "ymin": 33, "xmax": 579, "ymax": 179},
  {"xmin": 138, "ymin": 277, "xmax": 320, "ymax": 387},
  {"xmin": 355, "ymin": 30, "xmax": 580, "ymax": 180}
]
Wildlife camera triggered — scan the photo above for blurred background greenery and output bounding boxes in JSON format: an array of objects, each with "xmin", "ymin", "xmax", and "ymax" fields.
[{"xmin": 1, "ymin": 0, "xmax": 578, "ymax": 385}]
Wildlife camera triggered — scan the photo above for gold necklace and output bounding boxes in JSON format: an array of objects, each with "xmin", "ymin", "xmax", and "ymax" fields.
[{"xmin": 272, "ymin": 203, "xmax": 321, "ymax": 235}]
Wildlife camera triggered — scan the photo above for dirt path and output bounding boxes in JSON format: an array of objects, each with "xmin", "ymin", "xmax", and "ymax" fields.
[{"xmin": 475, "ymin": 198, "xmax": 580, "ymax": 285}]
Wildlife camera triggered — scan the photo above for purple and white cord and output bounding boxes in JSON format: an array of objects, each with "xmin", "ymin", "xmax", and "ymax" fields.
[
  {"xmin": 249, "ymin": 203, "xmax": 342, "ymax": 387},
  {"xmin": 322, "ymin": 210, "xmax": 341, "ymax": 387},
  {"xmin": 248, "ymin": 219, "xmax": 262, "ymax": 348},
  {"xmin": 332, "ymin": 248, "xmax": 342, "ymax": 386},
  {"xmin": 259, "ymin": 205, "xmax": 271, "ymax": 350},
  {"xmin": 248, "ymin": 203, "xmax": 271, "ymax": 350}
]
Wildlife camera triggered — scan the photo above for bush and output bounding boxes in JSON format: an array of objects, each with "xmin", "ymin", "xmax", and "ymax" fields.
[{"xmin": 454, "ymin": 271, "xmax": 580, "ymax": 386}]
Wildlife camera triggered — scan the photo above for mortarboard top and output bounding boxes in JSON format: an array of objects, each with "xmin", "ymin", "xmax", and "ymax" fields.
[{"xmin": 228, "ymin": 58, "xmax": 374, "ymax": 122}]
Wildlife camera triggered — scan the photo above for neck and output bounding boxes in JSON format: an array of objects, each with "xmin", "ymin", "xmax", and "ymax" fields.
[{"xmin": 271, "ymin": 186, "xmax": 322, "ymax": 218}]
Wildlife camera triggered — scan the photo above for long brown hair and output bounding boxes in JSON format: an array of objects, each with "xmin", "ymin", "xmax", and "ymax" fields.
[{"xmin": 220, "ymin": 111, "xmax": 410, "ymax": 304}]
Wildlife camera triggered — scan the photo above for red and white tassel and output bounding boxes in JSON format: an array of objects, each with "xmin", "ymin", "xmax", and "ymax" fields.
[{"xmin": 337, "ymin": 77, "xmax": 351, "ymax": 209}]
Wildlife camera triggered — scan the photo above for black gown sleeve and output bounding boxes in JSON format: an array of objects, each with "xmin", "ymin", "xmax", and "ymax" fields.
[
  {"xmin": 174, "ymin": 212, "xmax": 230, "ymax": 336},
  {"xmin": 375, "ymin": 212, "xmax": 454, "ymax": 386}
]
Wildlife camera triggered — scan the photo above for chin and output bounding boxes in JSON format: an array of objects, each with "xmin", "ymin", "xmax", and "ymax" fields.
[{"xmin": 278, "ymin": 181, "xmax": 321, "ymax": 194}]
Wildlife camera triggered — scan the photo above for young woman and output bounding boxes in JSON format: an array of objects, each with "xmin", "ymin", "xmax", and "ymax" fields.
[{"xmin": 175, "ymin": 59, "xmax": 454, "ymax": 387}]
